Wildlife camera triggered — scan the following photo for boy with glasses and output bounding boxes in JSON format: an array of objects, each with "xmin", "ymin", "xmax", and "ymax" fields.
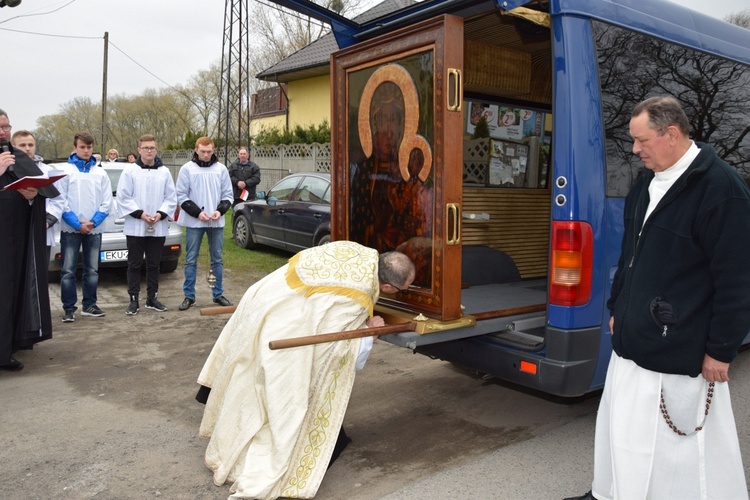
[{"xmin": 116, "ymin": 134, "xmax": 177, "ymax": 315}]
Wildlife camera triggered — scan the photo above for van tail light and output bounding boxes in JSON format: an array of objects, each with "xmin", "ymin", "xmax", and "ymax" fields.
[
  {"xmin": 550, "ymin": 221, "xmax": 593, "ymax": 306},
  {"xmin": 173, "ymin": 206, "xmax": 180, "ymax": 222}
]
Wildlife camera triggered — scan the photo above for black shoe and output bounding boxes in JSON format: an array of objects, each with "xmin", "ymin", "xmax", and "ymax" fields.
[
  {"xmin": 81, "ymin": 305, "xmax": 106, "ymax": 317},
  {"xmin": 0, "ymin": 357, "xmax": 23, "ymax": 371},
  {"xmin": 328, "ymin": 426, "xmax": 352, "ymax": 469},
  {"xmin": 563, "ymin": 491, "xmax": 595, "ymax": 500},
  {"xmin": 179, "ymin": 297, "xmax": 195, "ymax": 311},
  {"xmin": 126, "ymin": 295, "xmax": 139, "ymax": 316},
  {"xmin": 212, "ymin": 295, "xmax": 232, "ymax": 307},
  {"xmin": 145, "ymin": 296, "xmax": 167, "ymax": 312},
  {"xmin": 195, "ymin": 385, "xmax": 211, "ymax": 405},
  {"xmin": 62, "ymin": 311, "xmax": 75, "ymax": 323}
]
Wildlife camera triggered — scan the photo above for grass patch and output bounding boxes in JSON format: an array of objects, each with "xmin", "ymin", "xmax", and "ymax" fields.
[{"xmin": 177, "ymin": 209, "xmax": 290, "ymax": 274}]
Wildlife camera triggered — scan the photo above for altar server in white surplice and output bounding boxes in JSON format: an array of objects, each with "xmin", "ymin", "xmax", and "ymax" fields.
[{"xmin": 116, "ymin": 134, "xmax": 177, "ymax": 315}]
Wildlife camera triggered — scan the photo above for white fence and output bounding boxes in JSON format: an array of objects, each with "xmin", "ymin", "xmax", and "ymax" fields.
[{"xmin": 159, "ymin": 143, "xmax": 332, "ymax": 192}]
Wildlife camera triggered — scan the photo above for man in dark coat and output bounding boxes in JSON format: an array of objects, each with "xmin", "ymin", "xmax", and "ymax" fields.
[
  {"xmin": 228, "ymin": 147, "xmax": 261, "ymax": 206},
  {"xmin": 0, "ymin": 108, "xmax": 56, "ymax": 371}
]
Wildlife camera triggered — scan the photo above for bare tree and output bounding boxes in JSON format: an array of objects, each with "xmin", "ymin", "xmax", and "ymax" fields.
[
  {"xmin": 247, "ymin": 0, "xmax": 369, "ymax": 94},
  {"xmin": 726, "ymin": 9, "xmax": 750, "ymax": 28},
  {"xmin": 35, "ymin": 87, "xmax": 205, "ymax": 159},
  {"xmin": 595, "ymin": 22, "xmax": 750, "ymax": 196},
  {"xmin": 249, "ymin": 0, "xmax": 365, "ymax": 63},
  {"xmin": 174, "ymin": 63, "xmax": 222, "ymax": 138}
]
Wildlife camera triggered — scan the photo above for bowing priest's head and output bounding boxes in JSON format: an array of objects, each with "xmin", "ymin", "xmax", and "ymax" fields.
[{"xmin": 378, "ymin": 251, "xmax": 415, "ymax": 295}]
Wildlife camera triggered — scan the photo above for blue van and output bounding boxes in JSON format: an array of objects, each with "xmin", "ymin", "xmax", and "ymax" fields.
[{"xmin": 265, "ymin": 0, "xmax": 750, "ymax": 396}]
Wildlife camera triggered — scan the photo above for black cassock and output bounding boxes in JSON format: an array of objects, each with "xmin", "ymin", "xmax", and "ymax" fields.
[{"xmin": 0, "ymin": 146, "xmax": 57, "ymax": 364}]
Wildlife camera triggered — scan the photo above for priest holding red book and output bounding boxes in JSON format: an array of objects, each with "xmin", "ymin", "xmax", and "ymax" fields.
[{"xmin": 0, "ymin": 107, "xmax": 56, "ymax": 372}]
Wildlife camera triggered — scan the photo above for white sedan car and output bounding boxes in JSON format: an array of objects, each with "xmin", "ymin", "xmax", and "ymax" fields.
[{"xmin": 47, "ymin": 163, "xmax": 183, "ymax": 280}]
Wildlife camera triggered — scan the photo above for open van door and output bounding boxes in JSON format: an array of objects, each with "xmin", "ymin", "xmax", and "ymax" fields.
[{"xmin": 331, "ymin": 15, "xmax": 465, "ymax": 321}]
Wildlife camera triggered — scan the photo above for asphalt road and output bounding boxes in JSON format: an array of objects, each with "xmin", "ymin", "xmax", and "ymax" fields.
[{"xmin": 2, "ymin": 266, "xmax": 749, "ymax": 499}]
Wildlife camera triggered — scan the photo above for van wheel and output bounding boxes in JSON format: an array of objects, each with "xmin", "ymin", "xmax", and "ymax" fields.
[
  {"xmin": 317, "ymin": 234, "xmax": 331, "ymax": 246},
  {"xmin": 234, "ymin": 214, "xmax": 256, "ymax": 249},
  {"xmin": 48, "ymin": 270, "xmax": 61, "ymax": 283}
]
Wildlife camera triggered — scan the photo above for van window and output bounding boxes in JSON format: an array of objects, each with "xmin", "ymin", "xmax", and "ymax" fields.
[{"xmin": 594, "ymin": 21, "xmax": 750, "ymax": 197}]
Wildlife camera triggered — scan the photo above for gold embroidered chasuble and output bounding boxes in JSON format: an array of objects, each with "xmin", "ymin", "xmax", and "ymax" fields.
[{"xmin": 198, "ymin": 241, "xmax": 379, "ymax": 499}]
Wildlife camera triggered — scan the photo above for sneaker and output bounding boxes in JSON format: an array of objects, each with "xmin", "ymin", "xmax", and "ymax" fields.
[
  {"xmin": 126, "ymin": 296, "xmax": 139, "ymax": 316},
  {"xmin": 62, "ymin": 311, "xmax": 75, "ymax": 323},
  {"xmin": 178, "ymin": 297, "xmax": 195, "ymax": 311},
  {"xmin": 81, "ymin": 305, "xmax": 106, "ymax": 317},
  {"xmin": 212, "ymin": 295, "xmax": 233, "ymax": 307},
  {"xmin": 145, "ymin": 296, "xmax": 168, "ymax": 312}
]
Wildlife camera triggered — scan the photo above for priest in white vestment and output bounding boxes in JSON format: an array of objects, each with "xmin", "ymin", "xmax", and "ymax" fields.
[
  {"xmin": 566, "ymin": 97, "xmax": 750, "ymax": 500},
  {"xmin": 197, "ymin": 241, "xmax": 414, "ymax": 499}
]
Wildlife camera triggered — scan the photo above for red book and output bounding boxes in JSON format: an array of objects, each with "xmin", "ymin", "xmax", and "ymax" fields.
[{"xmin": 1, "ymin": 170, "xmax": 66, "ymax": 191}]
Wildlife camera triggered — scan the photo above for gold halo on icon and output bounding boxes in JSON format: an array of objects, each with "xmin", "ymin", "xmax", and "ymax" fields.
[{"xmin": 357, "ymin": 64, "xmax": 432, "ymax": 182}]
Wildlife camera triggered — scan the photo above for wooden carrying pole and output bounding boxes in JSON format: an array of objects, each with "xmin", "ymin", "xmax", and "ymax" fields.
[
  {"xmin": 268, "ymin": 321, "xmax": 417, "ymax": 350},
  {"xmin": 470, "ymin": 303, "xmax": 546, "ymax": 321},
  {"xmin": 200, "ymin": 305, "xmax": 238, "ymax": 316}
]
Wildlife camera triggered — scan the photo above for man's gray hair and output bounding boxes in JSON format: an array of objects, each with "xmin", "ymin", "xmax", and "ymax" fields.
[
  {"xmin": 632, "ymin": 96, "xmax": 690, "ymax": 136},
  {"xmin": 0, "ymin": 108, "xmax": 7, "ymax": 119},
  {"xmin": 378, "ymin": 251, "xmax": 415, "ymax": 288}
]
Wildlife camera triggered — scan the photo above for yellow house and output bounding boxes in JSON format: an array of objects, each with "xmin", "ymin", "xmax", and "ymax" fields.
[{"xmin": 251, "ymin": 0, "xmax": 414, "ymax": 136}]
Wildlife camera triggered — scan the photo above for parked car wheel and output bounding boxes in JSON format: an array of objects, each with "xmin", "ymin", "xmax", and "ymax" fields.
[
  {"xmin": 234, "ymin": 214, "xmax": 256, "ymax": 249},
  {"xmin": 317, "ymin": 234, "xmax": 331, "ymax": 246},
  {"xmin": 232, "ymin": 172, "xmax": 331, "ymax": 254}
]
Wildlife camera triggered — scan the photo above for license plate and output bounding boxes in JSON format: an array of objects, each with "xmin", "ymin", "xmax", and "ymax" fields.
[{"xmin": 101, "ymin": 250, "xmax": 128, "ymax": 262}]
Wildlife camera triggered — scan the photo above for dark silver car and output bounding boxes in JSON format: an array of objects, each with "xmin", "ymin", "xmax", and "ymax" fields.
[
  {"xmin": 47, "ymin": 163, "xmax": 182, "ymax": 280},
  {"xmin": 233, "ymin": 172, "xmax": 331, "ymax": 253}
]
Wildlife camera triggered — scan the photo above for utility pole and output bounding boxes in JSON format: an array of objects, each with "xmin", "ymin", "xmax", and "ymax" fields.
[
  {"xmin": 217, "ymin": 0, "xmax": 251, "ymax": 163},
  {"xmin": 101, "ymin": 31, "xmax": 109, "ymax": 155}
]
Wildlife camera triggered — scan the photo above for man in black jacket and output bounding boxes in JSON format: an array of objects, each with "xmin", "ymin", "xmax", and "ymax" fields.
[
  {"xmin": 228, "ymin": 147, "xmax": 261, "ymax": 206},
  {"xmin": 569, "ymin": 96, "xmax": 750, "ymax": 500}
]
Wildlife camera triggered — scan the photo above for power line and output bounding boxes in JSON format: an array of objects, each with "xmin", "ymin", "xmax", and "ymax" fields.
[
  {"xmin": 0, "ymin": 0, "xmax": 79, "ymax": 26},
  {"xmin": 1, "ymin": 22, "xmax": 204, "ymax": 109},
  {"xmin": 107, "ymin": 40, "xmax": 179, "ymax": 91},
  {"xmin": 107, "ymin": 40, "xmax": 206, "ymax": 113},
  {"xmin": 0, "ymin": 26, "xmax": 100, "ymax": 39}
]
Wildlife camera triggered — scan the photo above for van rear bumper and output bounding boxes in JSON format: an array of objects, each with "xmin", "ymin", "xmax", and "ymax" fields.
[{"xmin": 415, "ymin": 325, "xmax": 602, "ymax": 397}]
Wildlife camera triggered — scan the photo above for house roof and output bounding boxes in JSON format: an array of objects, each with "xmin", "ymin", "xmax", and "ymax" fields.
[{"xmin": 256, "ymin": 0, "xmax": 415, "ymax": 82}]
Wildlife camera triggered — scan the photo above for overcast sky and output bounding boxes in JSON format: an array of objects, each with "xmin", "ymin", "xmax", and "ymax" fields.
[{"xmin": 0, "ymin": 0, "xmax": 748, "ymax": 132}]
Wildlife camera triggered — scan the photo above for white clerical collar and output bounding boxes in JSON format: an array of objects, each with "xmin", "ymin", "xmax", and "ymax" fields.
[{"xmin": 654, "ymin": 141, "xmax": 699, "ymax": 181}]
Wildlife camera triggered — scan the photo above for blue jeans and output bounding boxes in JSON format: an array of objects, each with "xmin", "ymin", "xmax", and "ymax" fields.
[
  {"xmin": 60, "ymin": 231, "xmax": 102, "ymax": 312},
  {"xmin": 183, "ymin": 226, "xmax": 224, "ymax": 300}
]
